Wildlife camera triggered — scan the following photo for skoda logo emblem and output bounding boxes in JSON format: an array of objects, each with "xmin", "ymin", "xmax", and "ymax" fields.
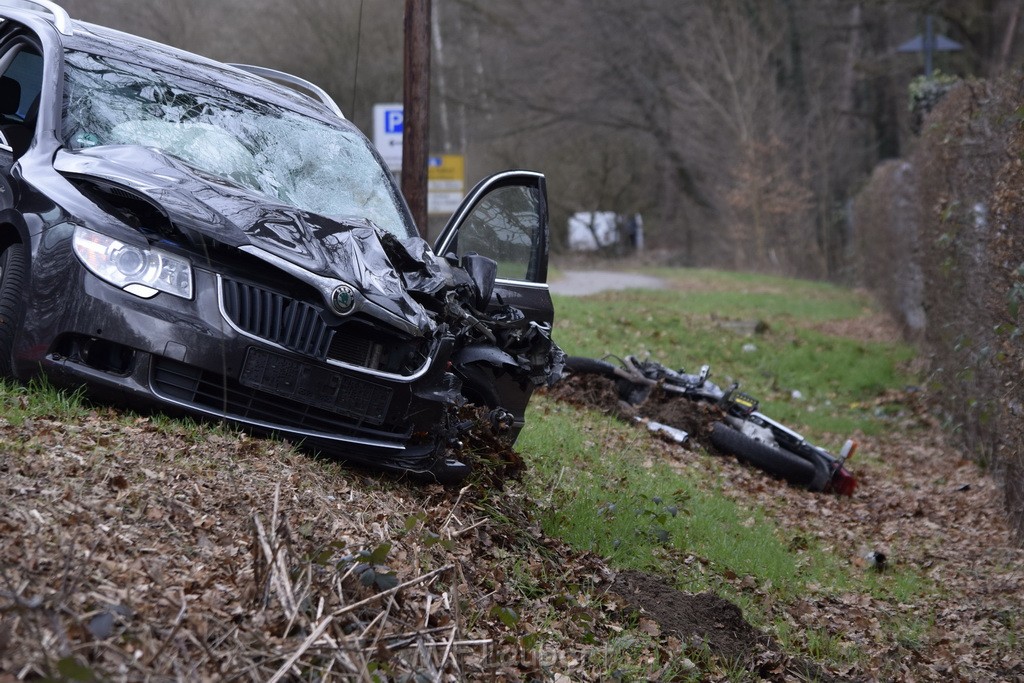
[{"xmin": 331, "ymin": 284, "xmax": 356, "ymax": 315}]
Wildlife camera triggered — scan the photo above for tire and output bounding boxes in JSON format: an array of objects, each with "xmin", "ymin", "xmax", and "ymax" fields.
[
  {"xmin": 563, "ymin": 355, "xmax": 650, "ymax": 404},
  {"xmin": 563, "ymin": 355, "xmax": 619, "ymax": 379},
  {"xmin": 456, "ymin": 362, "xmax": 502, "ymax": 408},
  {"xmin": 709, "ymin": 421, "xmax": 817, "ymax": 488},
  {"xmin": 0, "ymin": 242, "xmax": 27, "ymax": 379}
]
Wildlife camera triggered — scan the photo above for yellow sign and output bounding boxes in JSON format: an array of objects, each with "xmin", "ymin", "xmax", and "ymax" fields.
[
  {"xmin": 428, "ymin": 154, "xmax": 465, "ymax": 214},
  {"xmin": 428, "ymin": 154, "xmax": 464, "ymax": 182}
]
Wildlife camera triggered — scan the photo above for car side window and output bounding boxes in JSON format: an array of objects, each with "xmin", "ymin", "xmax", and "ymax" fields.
[
  {"xmin": 0, "ymin": 44, "xmax": 42, "ymax": 157},
  {"xmin": 453, "ymin": 184, "xmax": 544, "ymax": 283}
]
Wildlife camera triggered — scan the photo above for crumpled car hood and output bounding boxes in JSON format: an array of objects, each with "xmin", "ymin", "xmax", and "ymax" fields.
[{"xmin": 53, "ymin": 145, "xmax": 449, "ymax": 336}]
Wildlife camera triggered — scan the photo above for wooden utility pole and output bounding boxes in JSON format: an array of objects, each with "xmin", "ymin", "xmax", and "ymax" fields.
[{"xmin": 402, "ymin": 0, "xmax": 431, "ymax": 238}]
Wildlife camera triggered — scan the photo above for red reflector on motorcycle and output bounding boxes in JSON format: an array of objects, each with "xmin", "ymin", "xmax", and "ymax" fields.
[{"xmin": 831, "ymin": 468, "xmax": 857, "ymax": 496}]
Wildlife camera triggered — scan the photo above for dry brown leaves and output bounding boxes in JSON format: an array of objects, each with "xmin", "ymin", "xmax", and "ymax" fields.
[
  {"xmin": 809, "ymin": 311, "xmax": 905, "ymax": 345},
  {"xmin": 0, "ymin": 410, "xmax": 615, "ymax": 681},
  {"xmin": 2, "ymin": 377, "xmax": 1023, "ymax": 681}
]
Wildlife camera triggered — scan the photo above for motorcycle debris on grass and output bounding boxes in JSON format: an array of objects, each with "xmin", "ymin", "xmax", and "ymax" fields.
[{"xmin": 548, "ymin": 355, "xmax": 858, "ymax": 496}]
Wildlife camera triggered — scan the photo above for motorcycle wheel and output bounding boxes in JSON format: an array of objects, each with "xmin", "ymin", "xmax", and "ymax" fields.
[
  {"xmin": 563, "ymin": 356, "xmax": 620, "ymax": 379},
  {"xmin": 709, "ymin": 421, "xmax": 817, "ymax": 488},
  {"xmin": 563, "ymin": 356, "xmax": 650, "ymax": 404},
  {"xmin": 0, "ymin": 242, "xmax": 27, "ymax": 378}
]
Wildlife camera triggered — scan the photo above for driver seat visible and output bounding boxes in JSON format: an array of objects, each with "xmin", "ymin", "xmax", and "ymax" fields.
[{"xmin": 0, "ymin": 76, "xmax": 33, "ymax": 157}]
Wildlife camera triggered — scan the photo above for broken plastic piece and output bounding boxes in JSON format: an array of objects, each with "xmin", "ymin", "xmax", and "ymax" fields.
[{"xmin": 643, "ymin": 419, "xmax": 689, "ymax": 444}]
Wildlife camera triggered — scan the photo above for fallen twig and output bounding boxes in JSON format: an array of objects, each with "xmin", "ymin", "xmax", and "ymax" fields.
[
  {"xmin": 330, "ymin": 565, "xmax": 453, "ymax": 619},
  {"xmin": 266, "ymin": 615, "xmax": 335, "ymax": 683},
  {"xmin": 145, "ymin": 587, "xmax": 187, "ymax": 668}
]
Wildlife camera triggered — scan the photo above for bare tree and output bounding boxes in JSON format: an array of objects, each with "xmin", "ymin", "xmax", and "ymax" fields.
[
  {"xmin": 53, "ymin": 0, "xmax": 1020, "ymax": 276},
  {"xmin": 59, "ymin": 0, "xmax": 405, "ymax": 135}
]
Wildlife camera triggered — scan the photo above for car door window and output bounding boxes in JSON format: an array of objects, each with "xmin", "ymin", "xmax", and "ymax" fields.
[
  {"xmin": 437, "ymin": 172, "xmax": 548, "ymax": 284},
  {"xmin": 0, "ymin": 48, "xmax": 42, "ymax": 120},
  {"xmin": 0, "ymin": 43, "xmax": 42, "ymax": 158}
]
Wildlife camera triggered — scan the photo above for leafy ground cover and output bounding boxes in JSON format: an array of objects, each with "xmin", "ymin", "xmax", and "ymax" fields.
[{"xmin": 1, "ymin": 268, "xmax": 1022, "ymax": 681}]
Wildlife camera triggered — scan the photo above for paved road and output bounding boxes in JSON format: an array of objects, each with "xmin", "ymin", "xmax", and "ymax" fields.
[{"xmin": 549, "ymin": 270, "xmax": 667, "ymax": 296}]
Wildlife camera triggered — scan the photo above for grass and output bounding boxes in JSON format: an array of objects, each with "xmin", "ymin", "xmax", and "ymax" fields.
[
  {"xmin": 0, "ymin": 377, "xmax": 90, "ymax": 422},
  {"xmin": 521, "ymin": 266, "xmax": 930, "ymax": 673},
  {"xmin": 0, "ymin": 375, "xmax": 254, "ymax": 449},
  {"xmin": 551, "ymin": 270, "xmax": 918, "ymax": 440},
  {"xmin": 520, "ymin": 401, "xmax": 864, "ymax": 601}
]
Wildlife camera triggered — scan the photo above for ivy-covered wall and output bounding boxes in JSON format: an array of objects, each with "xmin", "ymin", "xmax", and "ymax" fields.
[{"xmin": 854, "ymin": 77, "xmax": 1024, "ymax": 537}]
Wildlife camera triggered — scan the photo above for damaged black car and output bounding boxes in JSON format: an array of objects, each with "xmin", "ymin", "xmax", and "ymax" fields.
[{"xmin": 0, "ymin": 2, "xmax": 561, "ymax": 481}]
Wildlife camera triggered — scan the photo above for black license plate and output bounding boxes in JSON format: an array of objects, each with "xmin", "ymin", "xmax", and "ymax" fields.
[{"xmin": 239, "ymin": 348, "xmax": 392, "ymax": 425}]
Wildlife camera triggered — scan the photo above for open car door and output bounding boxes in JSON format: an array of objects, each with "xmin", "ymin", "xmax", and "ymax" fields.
[
  {"xmin": 433, "ymin": 170, "xmax": 555, "ymax": 429},
  {"xmin": 433, "ymin": 170, "xmax": 552, "ymax": 325}
]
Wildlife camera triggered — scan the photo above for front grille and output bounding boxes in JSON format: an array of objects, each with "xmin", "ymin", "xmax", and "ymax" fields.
[
  {"xmin": 328, "ymin": 333, "xmax": 378, "ymax": 368},
  {"xmin": 151, "ymin": 357, "xmax": 404, "ymax": 436},
  {"xmin": 221, "ymin": 278, "xmax": 333, "ymax": 359},
  {"xmin": 220, "ymin": 278, "xmax": 428, "ymax": 375}
]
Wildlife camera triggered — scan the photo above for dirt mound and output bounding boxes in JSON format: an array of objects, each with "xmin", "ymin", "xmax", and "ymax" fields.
[
  {"xmin": 611, "ymin": 569, "xmax": 761, "ymax": 661},
  {"xmin": 544, "ymin": 370, "xmax": 629, "ymax": 416},
  {"xmin": 610, "ymin": 570, "xmax": 838, "ymax": 680},
  {"xmin": 641, "ymin": 386, "xmax": 724, "ymax": 449},
  {"xmin": 543, "ymin": 372, "xmax": 724, "ymax": 450}
]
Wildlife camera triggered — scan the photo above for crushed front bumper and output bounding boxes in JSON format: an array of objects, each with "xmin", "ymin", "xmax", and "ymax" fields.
[{"xmin": 16, "ymin": 244, "xmax": 463, "ymax": 472}]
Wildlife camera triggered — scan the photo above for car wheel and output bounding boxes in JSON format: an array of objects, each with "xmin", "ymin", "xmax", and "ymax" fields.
[
  {"xmin": 0, "ymin": 242, "xmax": 28, "ymax": 378},
  {"xmin": 457, "ymin": 362, "xmax": 502, "ymax": 408}
]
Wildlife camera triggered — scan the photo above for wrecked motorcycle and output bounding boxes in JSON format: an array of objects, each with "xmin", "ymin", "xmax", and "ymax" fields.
[{"xmin": 562, "ymin": 355, "xmax": 857, "ymax": 495}]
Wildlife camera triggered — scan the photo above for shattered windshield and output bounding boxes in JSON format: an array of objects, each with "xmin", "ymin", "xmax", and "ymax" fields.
[{"xmin": 60, "ymin": 50, "xmax": 415, "ymax": 239}]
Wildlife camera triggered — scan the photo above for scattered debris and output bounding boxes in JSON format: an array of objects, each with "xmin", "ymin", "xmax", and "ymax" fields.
[
  {"xmin": 551, "ymin": 355, "xmax": 857, "ymax": 494},
  {"xmin": 640, "ymin": 418, "xmax": 689, "ymax": 444},
  {"xmin": 715, "ymin": 318, "xmax": 771, "ymax": 336},
  {"xmin": 543, "ymin": 371, "xmax": 723, "ymax": 451},
  {"xmin": 862, "ymin": 550, "xmax": 889, "ymax": 572}
]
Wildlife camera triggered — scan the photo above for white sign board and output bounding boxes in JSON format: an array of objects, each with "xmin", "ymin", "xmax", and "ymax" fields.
[{"xmin": 373, "ymin": 103, "xmax": 403, "ymax": 171}]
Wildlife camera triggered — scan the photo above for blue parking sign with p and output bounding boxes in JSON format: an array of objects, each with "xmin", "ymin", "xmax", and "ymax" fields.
[
  {"xmin": 373, "ymin": 103, "xmax": 404, "ymax": 169},
  {"xmin": 385, "ymin": 109, "xmax": 403, "ymax": 134}
]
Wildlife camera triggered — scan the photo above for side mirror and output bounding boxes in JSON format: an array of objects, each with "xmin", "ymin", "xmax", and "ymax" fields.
[{"xmin": 461, "ymin": 252, "xmax": 497, "ymax": 309}]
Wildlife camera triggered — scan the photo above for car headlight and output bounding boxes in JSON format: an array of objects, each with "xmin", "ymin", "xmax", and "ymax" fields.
[{"xmin": 73, "ymin": 226, "xmax": 193, "ymax": 300}]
